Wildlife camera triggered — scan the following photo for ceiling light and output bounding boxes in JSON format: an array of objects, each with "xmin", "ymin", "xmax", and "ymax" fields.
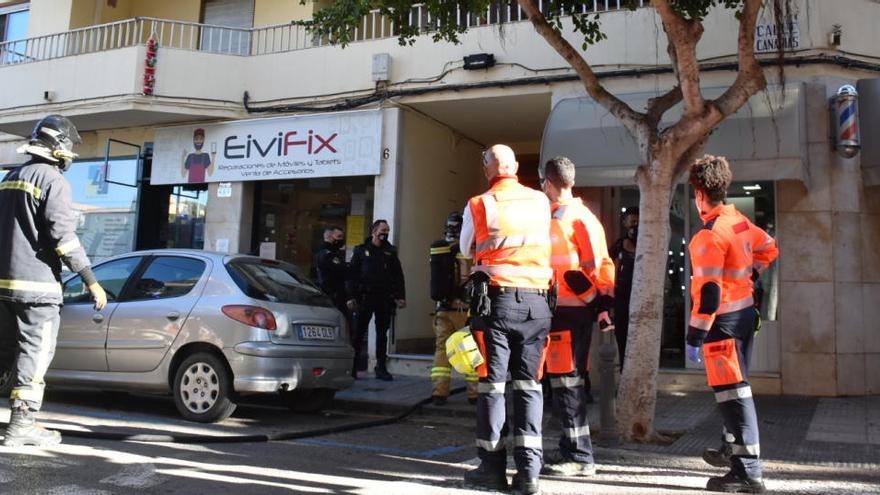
[{"xmin": 743, "ymin": 184, "xmax": 762, "ymax": 191}]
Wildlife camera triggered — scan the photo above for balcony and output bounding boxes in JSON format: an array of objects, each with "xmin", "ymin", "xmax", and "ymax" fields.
[{"xmin": 0, "ymin": 1, "xmax": 647, "ymax": 135}]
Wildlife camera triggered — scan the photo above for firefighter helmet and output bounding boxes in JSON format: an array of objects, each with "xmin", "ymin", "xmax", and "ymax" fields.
[
  {"xmin": 445, "ymin": 327, "xmax": 484, "ymax": 375},
  {"xmin": 28, "ymin": 114, "xmax": 82, "ymax": 171}
]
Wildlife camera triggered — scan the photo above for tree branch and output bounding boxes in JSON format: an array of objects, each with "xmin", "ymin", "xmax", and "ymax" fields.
[
  {"xmin": 652, "ymin": 0, "xmax": 705, "ymax": 118},
  {"xmin": 516, "ymin": 0, "xmax": 646, "ymax": 140},
  {"xmin": 712, "ymin": 0, "xmax": 767, "ymax": 118},
  {"xmin": 645, "ymin": 85, "xmax": 682, "ymax": 129}
]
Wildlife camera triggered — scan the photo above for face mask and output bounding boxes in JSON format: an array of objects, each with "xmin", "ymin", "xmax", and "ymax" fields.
[
  {"xmin": 378, "ymin": 233, "xmax": 389, "ymax": 242},
  {"xmin": 627, "ymin": 227, "xmax": 638, "ymax": 241},
  {"xmin": 332, "ymin": 239, "xmax": 344, "ymax": 249}
]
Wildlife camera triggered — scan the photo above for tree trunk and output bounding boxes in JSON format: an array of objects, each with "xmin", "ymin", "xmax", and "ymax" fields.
[{"xmin": 616, "ymin": 157, "xmax": 675, "ymax": 442}]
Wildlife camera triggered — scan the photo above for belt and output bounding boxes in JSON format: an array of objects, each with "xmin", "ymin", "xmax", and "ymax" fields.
[{"xmin": 488, "ymin": 286, "xmax": 547, "ymax": 297}]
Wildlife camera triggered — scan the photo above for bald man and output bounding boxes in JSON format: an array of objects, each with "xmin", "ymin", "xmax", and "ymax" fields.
[{"xmin": 460, "ymin": 145, "xmax": 553, "ymax": 495}]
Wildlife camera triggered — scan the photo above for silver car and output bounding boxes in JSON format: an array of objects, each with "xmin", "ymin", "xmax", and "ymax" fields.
[{"xmin": 23, "ymin": 249, "xmax": 353, "ymax": 423}]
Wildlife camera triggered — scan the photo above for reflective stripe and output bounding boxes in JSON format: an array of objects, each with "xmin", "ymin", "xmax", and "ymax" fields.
[
  {"xmin": 475, "ymin": 233, "xmax": 551, "ymax": 252},
  {"xmin": 693, "ymin": 266, "xmax": 723, "ymax": 277},
  {"xmin": 477, "ymin": 382, "xmax": 506, "ymax": 394},
  {"xmin": 0, "ymin": 180, "xmax": 42, "ymax": 198},
  {"xmin": 718, "ymin": 295, "xmax": 754, "ymax": 314},
  {"xmin": 473, "ymin": 264, "xmax": 553, "ymax": 281},
  {"xmin": 456, "ymin": 253, "xmax": 470, "ymax": 260},
  {"xmin": 55, "ymin": 238, "xmax": 81, "ymax": 256},
  {"xmin": 550, "ymin": 376, "xmax": 584, "ymax": 389},
  {"xmin": 563, "ymin": 425, "xmax": 591, "ymax": 439},
  {"xmin": 753, "ymin": 236, "xmax": 774, "ymax": 253},
  {"xmin": 430, "ymin": 246, "xmax": 452, "ymax": 255},
  {"xmin": 466, "ymin": 374, "xmax": 480, "ymax": 382},
  {"xmin": 715, "ymin": 386, "xmax": 753, "ymax": 403},
  {"xmin": 476, "ymin": 438, "xmax": 506, "ymax": 452},
  {"xmin": 512, "ymin": 380, "xmax": 541, "ymax": 391},
  {"xmin": 514, "ymin": 435, "xmax": 543, "ymax": 449},
  {"xmin": 550, "ymin": 253, "xmax": 579, "ymax": 267},
  {"xmin": 579, "ymin": 259, "xmax": 596, "ymax": 270},
  {"xmin": 598, "ymin": 286, "xmax": 614, "ymax": 296},
  {"xmin": 689, "ymin": 316, "xmax": 713, "ymax": 330},
  {"xmin": 723, "ymin": 267, "xmax": 752, "ymax": 279},
  {"xmin": 731, "ymin": 443, "xmax": 761, "ymax": 456},
  {"xmin": 10, "ymin": 387, "xmax": 43, "ymax": 402},
  {"xmin": 0, "ymin": 279, "xmax": 62, "ymax": 294}
]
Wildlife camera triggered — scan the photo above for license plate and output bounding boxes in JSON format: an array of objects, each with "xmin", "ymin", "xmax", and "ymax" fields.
[{"xmin": 298, "ymin": 325, "xmax": 336, "ymax": 341}]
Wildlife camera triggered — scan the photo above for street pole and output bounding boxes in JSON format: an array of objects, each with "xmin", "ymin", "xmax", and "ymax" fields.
[{"xmin": 598, "ymin": 327, "xmax": 620, "ymax": 446}]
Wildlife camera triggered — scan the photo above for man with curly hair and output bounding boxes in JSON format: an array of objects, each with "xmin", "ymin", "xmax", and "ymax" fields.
[{"xmin": 686, "ymin": 155, "xmax": 778, "ymax": 493}]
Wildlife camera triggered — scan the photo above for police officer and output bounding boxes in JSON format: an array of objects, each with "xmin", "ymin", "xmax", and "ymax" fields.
[
  {"xmin": 347, "ymin": 220, "xmax": 406, "ymax": 381},
  {"xmin": 0, "ymin": 115, "xmax": 107, "ymax": 448},
  {"xmin": 610, "ymin": 207, "xmax": 638, "ymax": 368},
  {"xmin": 539, "ymin": 156, "xmax": 615, "ymax": 477},
  {"xmin": 429, "ymin": 212, "xmax": 478, "ymax": 405},
  {"xmin": 686, "ymin": 155, "xmax": 778, "ymax": 493},
  {"xmin": 313, "ymin": 225, "xmax": 348, "ymax": 313},
  {"xmin": 461, "ymin": 144, "xmax": 553, "ymax": 495}
]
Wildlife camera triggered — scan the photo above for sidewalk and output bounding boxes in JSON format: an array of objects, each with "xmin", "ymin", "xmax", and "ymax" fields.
[{"xmin": 335, "ymin": 374, "xmax": 880, "ymax": 467}]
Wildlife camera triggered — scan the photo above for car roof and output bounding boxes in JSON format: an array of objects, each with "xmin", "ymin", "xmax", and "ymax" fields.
[{"xmin": 102, "ymin": 249, "xmax": 264, "ymax": 263}]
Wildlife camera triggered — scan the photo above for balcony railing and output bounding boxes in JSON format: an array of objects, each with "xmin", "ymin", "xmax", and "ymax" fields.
[{"xmin": 0, "ymin": 1, "xmax": 645, "ymax": 66}]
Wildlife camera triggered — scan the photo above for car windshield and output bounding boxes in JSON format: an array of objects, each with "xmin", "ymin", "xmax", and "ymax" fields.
[{"xmin": 226, "ymin": 259, "xmax": 334, "ymax": 307}]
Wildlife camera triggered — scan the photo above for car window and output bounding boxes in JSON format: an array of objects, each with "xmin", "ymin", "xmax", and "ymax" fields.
[
  {"xmin": 226, "ymin": 259, "xmax": 333, "ymax": 307},
  {"xmin": 63, "ymin": 257, "xmax": 143, "ymax": 304},
  {"xmin": 130, "ymin": 256, "xmax": 206, "ymax": 300}
]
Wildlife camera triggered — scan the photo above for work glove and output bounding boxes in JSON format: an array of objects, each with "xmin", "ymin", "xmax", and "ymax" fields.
[
  {"xmin": 686, "ymin": 344, "xmax": 703, "ymax": 364},
  {"xmin": 598, "ymin": 311, "xmax": 615, "ymax": 332},
  {"xmin": 754, "ymin": 307, "xmax": 763, "ymax": 336}
]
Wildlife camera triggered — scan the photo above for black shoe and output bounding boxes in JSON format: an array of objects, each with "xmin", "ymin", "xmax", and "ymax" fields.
[
  {"xmin": 3, "ymin": 407, "xmax": 62, "ymax": 448},
  {"xmin": 432, "ymin": 395, "xmax": 447, "ymax": 406},
  {"xmin": 706, "ymin": 471, "xmax": 766, "ymax": 493},
  {"xmin": 468, "ymin": 397, "xmax": 478, "ymax": 405},
  {"xmin": 375, "ymin": 368, "xmax": 393, "ymax": 381},
  {"xmin": 463, "ymin": 464, "xmax": 509, "ymax": 491},
  {"xmin": 511, "ymin": 474, "xmax": 540, "ymax": 495},
  {"xmin": 703, "ymin": 443, "xmax": 733, "ymax": 468}
]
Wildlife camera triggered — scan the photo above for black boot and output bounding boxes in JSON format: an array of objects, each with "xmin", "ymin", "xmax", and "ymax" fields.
[
  {"xmin": 706, "ymin": 471, "xmax": 766, "ymax": 493},
  {"xmin": 375, "ymin": 367, "xmax": 393, "ymax": 381},
  {"xmin": 463, "ymin": 463, "xmax": 509, "ymax": 491},
  {"xmin": 511, "ymin": 474, "xmax": 540, "ymax": 495},
  {"xmin": 3, "ymin": 406, "xmax": 62, "ymax": 448},
  {"xmin": 703, "ymin": 442, "xmax": 733, "ymax": 468}
]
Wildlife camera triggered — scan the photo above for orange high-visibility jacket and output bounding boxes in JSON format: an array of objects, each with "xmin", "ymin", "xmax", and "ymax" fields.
[
  {"xmin": 468, "ymin": 177, "xmax": 553, "ymax": 289},
  {"xmin": 550, "ymin": 198, "xmax": 615, "ymax": 307},
  {"xmin": 688, "ymin": 203, "xmax": 779, "ymax": 339}
]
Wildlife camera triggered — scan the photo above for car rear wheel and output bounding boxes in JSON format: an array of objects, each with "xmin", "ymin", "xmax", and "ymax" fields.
[
  {"xmin": 173, "ymin": 352, "xmax": 236, "ymax": 423},
  {"xmin": 281, "ymin": 388, "xmax": 336, "ymax": 413}
]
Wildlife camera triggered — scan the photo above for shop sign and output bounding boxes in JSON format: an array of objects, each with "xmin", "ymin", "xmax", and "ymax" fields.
[{"xmin": 151, "ymin": 110, "xmax": 383, "ymax": 185}]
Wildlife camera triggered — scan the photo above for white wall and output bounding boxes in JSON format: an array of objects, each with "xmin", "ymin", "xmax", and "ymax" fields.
[{"xmin": 391, "ymin": 108, "xmax": 484, "ymax": 351}]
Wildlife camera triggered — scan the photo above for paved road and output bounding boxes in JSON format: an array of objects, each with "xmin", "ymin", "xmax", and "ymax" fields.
[{"xmin": 0, "ymin": 389, "xmax": 877, "ymax": 494}]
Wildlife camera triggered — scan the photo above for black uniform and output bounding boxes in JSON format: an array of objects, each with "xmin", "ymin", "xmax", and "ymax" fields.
[
  {"xmin": 610, "ymin": 238, "xmax": 635, "ymax": 367},
  {"xmin": 313, "ymin": 241, "xmax": 348, "ymax": 313},
  {"xmin": 347, "ymin": 239, "xmax": 405, "ymax": 372}
]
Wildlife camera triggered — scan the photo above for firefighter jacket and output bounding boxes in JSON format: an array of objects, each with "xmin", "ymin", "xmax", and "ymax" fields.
[
  {"xmin": 687, "ymin": 203, "xmax": 778, "ymax": 345},
  {"xmin": 346, "ymin": 239, "xmax": 405, "ymax": 301},
  {"xmin": 466, "ymin": 176, "xmax": 552, "ymax": 290},
  {"xmin": 430, "ymin": 239, "xmax": 472, "ymax": 308},
  {"xmin": 550, "ymin": 198, "xmax": 615, "ymax": 309},
  {"xmin": 0, "ymin": 160, "xmax": 96, "ymax": 304}
]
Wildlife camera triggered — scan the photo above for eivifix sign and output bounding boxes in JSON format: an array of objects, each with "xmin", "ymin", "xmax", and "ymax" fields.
[{"xmin": 151, "ymin": 110, "xmax": 383, "ymax": 185}]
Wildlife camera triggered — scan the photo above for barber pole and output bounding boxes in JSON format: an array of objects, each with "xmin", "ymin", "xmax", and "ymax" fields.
[{"xmin": 834, "ymin": 85, "xmax": 861, "ymax": 158}]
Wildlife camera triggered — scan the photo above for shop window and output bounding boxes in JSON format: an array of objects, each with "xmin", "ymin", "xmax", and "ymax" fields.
[
  {"xmin": 253, "ymin": 176, "xmax": 373, "ymax": 275},
  {"xmin": 64, "ymin": 157, "xmax": 140, "ymax": 263},
  {"xmin": 201, "ymin": 0, "xmax": 254, "ymax": 55},
  {"xmin": 167, "ymin": 185, "xmax": 207, "ymax": 249}
]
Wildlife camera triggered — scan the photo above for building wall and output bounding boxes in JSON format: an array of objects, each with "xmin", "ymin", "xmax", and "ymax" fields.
[
  {"xmin": 392, "ymin": 109, "xmax": 484, "ymax": 352},
  {"xmin": 254, "ymin": 0, "xmax": 314, "ymax": 27}
]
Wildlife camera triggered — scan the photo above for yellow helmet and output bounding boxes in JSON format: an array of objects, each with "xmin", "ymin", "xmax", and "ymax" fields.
[{"xmin": 446, "ymin": 327, "xmax": 484, "ymax": 375}]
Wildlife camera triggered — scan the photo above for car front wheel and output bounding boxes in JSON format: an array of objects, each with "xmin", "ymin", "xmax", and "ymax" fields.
[{"xmin": 173, "ymin": 352, "xmax": 236, "ymax": 423}]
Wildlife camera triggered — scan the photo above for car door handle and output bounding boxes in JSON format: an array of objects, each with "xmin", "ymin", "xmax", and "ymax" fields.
[
  {"xmin": 92, "ymin": 314, "xmax": 104, "ymax": 324},
  {"xmin": 166, "ymin": 311, "xmax": 181, "ymax": 321}
]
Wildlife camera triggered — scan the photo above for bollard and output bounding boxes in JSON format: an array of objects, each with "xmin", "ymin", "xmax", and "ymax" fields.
[{"xmin": 598, "ymin": 327, "xmax": 620, "ymax": 446}]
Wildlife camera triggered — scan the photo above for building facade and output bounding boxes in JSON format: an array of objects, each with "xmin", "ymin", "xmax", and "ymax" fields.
[{"xmin": 0, "ymin": 0, "xmax": 878, "ymax": 396}]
